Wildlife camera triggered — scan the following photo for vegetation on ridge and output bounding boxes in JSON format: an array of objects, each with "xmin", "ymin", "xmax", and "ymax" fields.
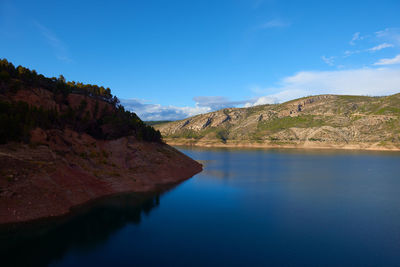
[
  {"xmin": 0, "ymin": 58, "xmax": 162, "ymax": 144},
  {"xmin": 0, "ymin": 58, "xmax": 114, "ymax": 101}
]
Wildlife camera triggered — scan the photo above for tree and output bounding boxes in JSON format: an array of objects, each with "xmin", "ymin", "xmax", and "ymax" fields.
[{"xmin": 58, "ymin": 75, "xmax": 66, "ymax": 83}]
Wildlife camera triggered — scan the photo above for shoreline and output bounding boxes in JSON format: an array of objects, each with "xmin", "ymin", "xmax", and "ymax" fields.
[
  {"xmin": 165, "ymin": 139, "xmax": 400, "ymax": 152},
  {"xmin": 0, "ymin": 140, "xmax": 203, "ymax": 226},
  {"xmin": 0, "ymin": 168, "xmax": 202, "ymax": 227},
  {"xmin": 0, "ymin": 181, "xmax": 184, "ymax": 232}
]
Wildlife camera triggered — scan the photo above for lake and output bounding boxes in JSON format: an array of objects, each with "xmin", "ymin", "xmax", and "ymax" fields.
[{"xmin": 2, "ymin": 147, "xmax": 400, "ymax": 266}]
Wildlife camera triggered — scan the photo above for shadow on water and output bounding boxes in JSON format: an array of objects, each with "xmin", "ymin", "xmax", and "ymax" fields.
[{"xmin": 0, "ymin": 184, "xmax": 178, "ymax": 267}]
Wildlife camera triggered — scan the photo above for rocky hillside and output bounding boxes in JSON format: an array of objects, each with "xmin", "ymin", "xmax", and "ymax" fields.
[
  {"xmin": 155, "ymin": 94, "xmax": 400, "ymax": 150},
  {"xmin": 0, "ymin": 59, "xmax": 202, "ymax": 224}
]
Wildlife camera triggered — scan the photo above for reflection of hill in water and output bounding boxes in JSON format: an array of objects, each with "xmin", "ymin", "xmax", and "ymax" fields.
[{"xmin": 0, "ymin": 190, "xmax": 169, "ymax": 267}]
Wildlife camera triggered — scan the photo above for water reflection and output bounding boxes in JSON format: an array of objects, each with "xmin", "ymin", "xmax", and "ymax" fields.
[
  {"xmin": 2, "ymin": 147, "xmax": 400, "ymax": 266},
  {"xmin": 0, "ymin": 191, "xmax": 166, "ymax": 267}
]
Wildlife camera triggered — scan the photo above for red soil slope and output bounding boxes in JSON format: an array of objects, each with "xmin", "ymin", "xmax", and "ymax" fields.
[{"xmin": 0, "ymin": 88, "xmax": 202, "ymax": 224}]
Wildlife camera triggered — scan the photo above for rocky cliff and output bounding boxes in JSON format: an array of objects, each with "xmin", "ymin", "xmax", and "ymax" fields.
[
  {"xmin": 155, "ymin": 94, "xmax": 400, "ymax": 150},
  {"xmin": 0, "ymin": 59, "xmax": 202, "ymax": 224}
]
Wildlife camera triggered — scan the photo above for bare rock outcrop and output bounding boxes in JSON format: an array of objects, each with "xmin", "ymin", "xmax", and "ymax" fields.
[{"xmin": 155, "ymin": 94, "xmax": 400, "ymax": 150}]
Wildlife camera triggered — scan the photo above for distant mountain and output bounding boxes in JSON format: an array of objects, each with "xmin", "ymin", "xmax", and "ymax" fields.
[
  {"xmin": 145, "ymin": 120, "xmax": 174, "ymax": 126},
  {"xmin": 155, "ymin": 94, "xmax": 400, "ymax": 150}
]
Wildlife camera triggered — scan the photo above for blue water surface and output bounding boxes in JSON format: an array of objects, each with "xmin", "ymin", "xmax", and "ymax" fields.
[{"xmin": 3, "ymin": 147, "xmax": 400, "ymax": 266}]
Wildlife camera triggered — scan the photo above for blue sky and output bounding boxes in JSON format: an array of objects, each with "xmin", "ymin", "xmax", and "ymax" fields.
[{"xmin": 1, "ymin": 0, "xmax": 400, "ymax": 120}]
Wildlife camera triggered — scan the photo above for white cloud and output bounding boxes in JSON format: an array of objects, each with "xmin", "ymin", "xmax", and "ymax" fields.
[
  {"xmin": 123, "ymin": 68, "xmax": 400, "ymax": 119},
  {"xmin": 367, "ymin": 43, "xmax": 394, "ymax": 52},
  {"xmin": 375, "ymin": 28, "xmax": 400, "ymax": 45},
  {"xmin": 345, "ymin": 43, "xmax": 394, "ymax": 58},
  {"xmin": 373, "ymin": 54, "xmax": 400, "ymax": 65},
  {"xmin": 260, "ymin": 19, "xmax": 290, "ymax": 29},
  {"xmin": 321, "ymin": 56, "xmax": 335, "ymax": 66},
  {"xmin": 244, "ymin": 96, "xmax": 278, "ymax": 107},
  {"xmin": 121, "ymin": 96, "xmax": 249, "ymax": 121},
  {"xmin": 120, "ymin": 98, "xmax": 210, "ymax": 121},
  {"xmin": 34, "ymin": 21, "xmax": 72, "ymax": 62},
  {"xmin": 350, "ymin": 32, "xmax": 364, "ymax": 45},
  {"xmin": 343, "ymin": 50, "xmax": 360, "ymax": 57},
  {"xmin": 193, "ymin": 96, "xmax": 248, "ymax": 110},
  {"xmin": 246, "ymin": 68, "xmax": 400, "ymax": 106},
  {"xmin": 344, "ymin": 29, "xmax": 398, "ymax": 58}
]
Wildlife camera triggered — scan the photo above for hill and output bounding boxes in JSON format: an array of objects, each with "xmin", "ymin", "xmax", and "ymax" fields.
[
  {"xmin": 155, "ymin": 94, "xmax": 400, "ymax": 150},
  {"xmin": 0, "ymin": 59, "xmax": 202, "ymax": 224},
  {"xmin": 144, "ymin": 120, "xmax": 174, "ymax": 126}
]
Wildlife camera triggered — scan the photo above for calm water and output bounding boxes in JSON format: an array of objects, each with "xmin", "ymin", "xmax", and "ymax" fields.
[{"xmin": 2, "ymin": 147, "xmax": 400, "ymax": 266}]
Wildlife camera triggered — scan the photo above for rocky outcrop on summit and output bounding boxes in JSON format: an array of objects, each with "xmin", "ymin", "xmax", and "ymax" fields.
[{"xmin": 155, "ymin": 94, "xmax": 400, "ymax": 151}]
